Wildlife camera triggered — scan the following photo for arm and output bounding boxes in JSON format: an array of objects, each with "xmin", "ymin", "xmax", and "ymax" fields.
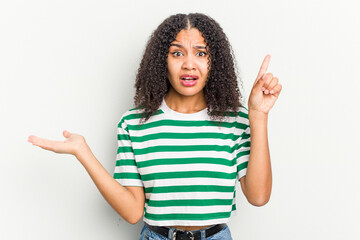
[
  {"xmin": 240, "ymin": 111, "xmax": 271, "ymax": 206},
  {"xmin": 28, "ymin": 131, "xmax": 145, "ymax": 224},
  {"xmin": 76, "ymin": 143, "xmax": 145, "ymax": 224},
  {"xmin": 240, "ymin": 54, "xmax": 282, "ymax": 206}
]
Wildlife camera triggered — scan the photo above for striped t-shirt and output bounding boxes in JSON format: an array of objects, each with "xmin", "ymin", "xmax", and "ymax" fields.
[{"xmin": 113, "ymin": 99, "xmax": 250, "ymax": 226}]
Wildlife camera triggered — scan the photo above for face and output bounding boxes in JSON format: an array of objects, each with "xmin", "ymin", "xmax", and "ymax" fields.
[{"xmin": 167, "ymin": 28, "xmax": 210, "ymax": 99}]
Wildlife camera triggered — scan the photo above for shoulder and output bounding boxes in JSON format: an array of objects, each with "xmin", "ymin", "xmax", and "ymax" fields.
[
  {"xmin": 217, "ymin": 106, "xmax": 249, "ymax": 130},
  {"xmin": 121, "ymin": 107, "xmax": 144, "ymax": 120},
  {"xmin": 237, "ymin": 106, "xmax": 249, "ymax": 120},
  {"xmin": 221, "ymin": 105, "xmax": 248, "ymax": 120},
  {"xmin": 118, "ymin": 107, "xmax": 165, "ymax": 127},
  {"xmin": 118, "ymin": 107, "xmax": 143, "ymax": 127}
]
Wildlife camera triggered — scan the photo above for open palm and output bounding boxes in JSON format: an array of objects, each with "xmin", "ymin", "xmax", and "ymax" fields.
[{"xmin": 28, "ymin": 130, "xmax": 86, "ymax": 157}]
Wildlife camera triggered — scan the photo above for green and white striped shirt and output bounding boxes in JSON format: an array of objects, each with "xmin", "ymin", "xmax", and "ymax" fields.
[{"xmin": 113, "ymin": 99, "xmax": 250, "ymax": 226}]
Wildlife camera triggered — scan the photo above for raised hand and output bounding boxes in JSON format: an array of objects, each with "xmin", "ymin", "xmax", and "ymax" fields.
[
  {"xmin": 248, "ymin": 55, "xmax": 282, "ymax": 114},
  {"xmin": 28, "ymin": 130, "xmax": 87, "ymax": 157}
]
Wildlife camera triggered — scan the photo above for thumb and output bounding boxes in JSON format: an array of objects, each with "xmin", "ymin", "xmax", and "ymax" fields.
[{"xmin": 63, "ymin": 130, "xmax": 72, "ymax": 138}]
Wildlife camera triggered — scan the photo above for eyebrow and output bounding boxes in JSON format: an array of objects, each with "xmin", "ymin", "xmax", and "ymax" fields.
[{"xmin": 170, "ymin": 43, "xmax": 206, "ymax": 50}]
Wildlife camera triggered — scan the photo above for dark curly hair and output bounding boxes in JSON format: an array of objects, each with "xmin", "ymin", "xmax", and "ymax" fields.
[{"xmin": 134, "ymin": 13, "xmax": 243, "ymax": 122}]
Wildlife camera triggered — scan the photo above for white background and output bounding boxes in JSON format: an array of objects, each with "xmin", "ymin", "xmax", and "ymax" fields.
[{"xmin": 1, "ymin": 0, "xmax": 359, "ymax": 239}]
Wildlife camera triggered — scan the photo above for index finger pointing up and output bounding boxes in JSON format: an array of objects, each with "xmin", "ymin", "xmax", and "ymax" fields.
[{"xmin": 255, "ymin": 54, "xmax": 271, "ymax": 82}]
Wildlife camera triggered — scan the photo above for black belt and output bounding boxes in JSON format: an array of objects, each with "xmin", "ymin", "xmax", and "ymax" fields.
[{"xmin": 145, "ymin": 223, "xmax": 226, "ymax": 240}]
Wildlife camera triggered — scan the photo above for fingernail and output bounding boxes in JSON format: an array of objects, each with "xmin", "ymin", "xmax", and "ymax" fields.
[
  {"xmin": 265, "ymin": 89, "xmax": 269, "ymax": 94},
  {"xmin": 270, "ymin": 90, "xmax": 274, "ymax": 94},
  {"xmin": 262, "ymin": 87, "xmax": 265, "ymax": 91}
]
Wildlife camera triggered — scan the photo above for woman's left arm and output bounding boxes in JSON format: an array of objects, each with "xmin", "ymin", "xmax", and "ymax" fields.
[{"xmin": 239, "ymin": 54, "xmax": 282, "ymax": 206}]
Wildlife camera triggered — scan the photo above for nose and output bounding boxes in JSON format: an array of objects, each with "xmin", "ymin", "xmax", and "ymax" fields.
[{"xmin": 181, "ymin": 55, "xmax": 196, "ymax": 70}]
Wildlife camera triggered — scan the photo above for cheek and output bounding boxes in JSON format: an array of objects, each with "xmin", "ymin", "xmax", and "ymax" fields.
[
  {"xmin": 200, "ymin": 61, "xmax": 210, "ymax": 76},
  {"xmin": 167, "ymin": 61, "xmax": 181, "ymax": 76},
  {"xmin": 167, "ymin": 65, "xmax": 177, "ymax": 82}
]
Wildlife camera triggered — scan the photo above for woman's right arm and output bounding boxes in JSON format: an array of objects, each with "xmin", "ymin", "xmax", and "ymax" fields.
[{"xmin": 28, "ymin": 130, "xmax": 145, "ymax": 224}]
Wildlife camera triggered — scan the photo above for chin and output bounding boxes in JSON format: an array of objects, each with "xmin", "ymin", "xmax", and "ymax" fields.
[{"xmin": 178, "ymin": 90, "xmax": 203, "ymax": 97}]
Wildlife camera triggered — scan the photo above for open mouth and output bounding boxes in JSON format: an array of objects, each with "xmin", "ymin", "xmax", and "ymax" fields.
[
  {"xmin": 181, "ymin": 77, "xmax": 198, "ymax": 81},
  {"xmin": 180, "ymin": 75, "xmax": 199, "ymax": 86}
]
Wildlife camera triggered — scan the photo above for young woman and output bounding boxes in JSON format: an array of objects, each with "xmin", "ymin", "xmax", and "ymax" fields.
[{"xmin": 28, "ymin": 13, "xmax": 281, "ymax": 240}]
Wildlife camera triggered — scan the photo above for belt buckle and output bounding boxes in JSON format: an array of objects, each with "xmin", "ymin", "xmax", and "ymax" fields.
[
  {"xmin": 172, "ymin": 229, "xmax": 178, "ymax": 240},
  {"xmin": 172, "ymin": 229, "xmax": 195, "ymax": 240},
  {"xmin": 185, "ymin": 231, "xmax": 195, "ymax": 240}
]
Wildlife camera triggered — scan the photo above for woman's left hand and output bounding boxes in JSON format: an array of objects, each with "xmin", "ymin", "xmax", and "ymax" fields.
[{"xmin": 248, "ymin": 55, "xmax": 282, "ymax": 114}]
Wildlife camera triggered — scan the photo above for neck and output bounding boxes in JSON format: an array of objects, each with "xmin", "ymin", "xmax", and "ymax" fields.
[{"xmin": 164, "ymin": 89, "xmax": 207, "ymax": 114}]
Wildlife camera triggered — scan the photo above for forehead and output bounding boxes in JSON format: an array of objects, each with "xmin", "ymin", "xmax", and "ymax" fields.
[{"xmin": 171, "ymin": 28, "xmax": 206, "ymax": 44}]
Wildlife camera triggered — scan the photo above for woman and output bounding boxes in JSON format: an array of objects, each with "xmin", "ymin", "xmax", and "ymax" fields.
[{"xmin": 28, "ymin": 13, "xmax": 281, "ymax": 240}]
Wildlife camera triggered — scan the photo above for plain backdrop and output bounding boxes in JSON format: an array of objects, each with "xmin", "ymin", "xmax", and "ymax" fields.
[{"xmin": 1, "ymin": 0, "xmax": 359, "ymax": 239}]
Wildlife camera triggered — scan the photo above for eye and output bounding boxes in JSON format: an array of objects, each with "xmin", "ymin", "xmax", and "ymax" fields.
[
  {"xmin": 196, "ymin": 51, "xmax": 207, "ymax": 57},
  {"xmin": 171, "ymin": 51, "xmax": 183, "ymax": 57}
]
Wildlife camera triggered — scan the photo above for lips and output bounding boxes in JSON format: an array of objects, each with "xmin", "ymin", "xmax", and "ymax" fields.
[
  {"xmin": 180, "ymin": 74, "xmax": 199, "ymax": 80},
  {"xmin": 180, "ymin": 74, "xmax": 198, "ymax": 87}
]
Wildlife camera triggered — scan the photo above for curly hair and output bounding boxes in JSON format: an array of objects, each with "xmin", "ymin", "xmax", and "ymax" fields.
[{"xmin": 134, "ymin": 13, "xmax": 243, "ymax": 123}]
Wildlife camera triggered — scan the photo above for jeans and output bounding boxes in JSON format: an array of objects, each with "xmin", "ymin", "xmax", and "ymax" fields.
[{"xmin": 139, "ymin": 223, "xmax": 233, "ymax": 240}]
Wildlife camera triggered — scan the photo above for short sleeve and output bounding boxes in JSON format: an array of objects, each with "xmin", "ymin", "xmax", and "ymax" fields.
[
  {"xmin": 113, "ymin": 115, "xmax": 143, "ymax": 187},
  {"xmin": 236, "ymin": 109, "xmax": 251, "ymax": 180}
]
